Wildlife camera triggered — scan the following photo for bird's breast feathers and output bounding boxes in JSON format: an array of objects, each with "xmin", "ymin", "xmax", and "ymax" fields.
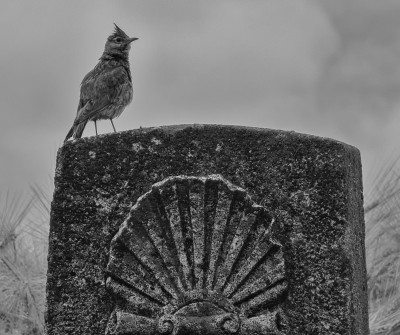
[
  {"xmin": 77, "ymin": 60, "xmax": 133, "ymax": 121},
  {"xmin": 81, "ymin": 61, "xmax": 132, "ymax": 98}
]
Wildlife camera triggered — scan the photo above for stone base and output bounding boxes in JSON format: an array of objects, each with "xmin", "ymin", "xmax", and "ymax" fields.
[{"xmin": 47, "ymin": 125, "xmax": 369, "ymax": 334}]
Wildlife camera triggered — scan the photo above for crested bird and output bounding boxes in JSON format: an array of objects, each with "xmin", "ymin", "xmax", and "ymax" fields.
[{"xmin": 64, "ymin": 24, "xmax": 138, "ymax": 142}]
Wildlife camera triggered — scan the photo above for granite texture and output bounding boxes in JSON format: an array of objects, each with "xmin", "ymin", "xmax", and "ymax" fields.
[{"xmin": 46, "ymin": 124, "xmax": 369, "ymax": 334}]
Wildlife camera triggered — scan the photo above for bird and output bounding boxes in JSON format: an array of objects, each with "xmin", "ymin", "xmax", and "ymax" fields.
[{"xmin": 64, "ymin": 24, "xmax": 138, "ymax": 142}]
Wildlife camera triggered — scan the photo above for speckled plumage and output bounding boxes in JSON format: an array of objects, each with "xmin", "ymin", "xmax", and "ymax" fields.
[{"xmin": 65, "ymin": 24, "xmax": 138, "ymax": 142}]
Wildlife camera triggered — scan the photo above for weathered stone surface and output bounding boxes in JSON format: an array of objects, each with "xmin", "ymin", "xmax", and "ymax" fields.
[{"xmin": 47, "ymin": 125, "xmax": 368, "ymax": 334}]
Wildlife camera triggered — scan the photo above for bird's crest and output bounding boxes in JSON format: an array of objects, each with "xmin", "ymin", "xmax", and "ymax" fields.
[{"xmin": 109, "ymin": 23, "xmax": 129, "ymax": 40}]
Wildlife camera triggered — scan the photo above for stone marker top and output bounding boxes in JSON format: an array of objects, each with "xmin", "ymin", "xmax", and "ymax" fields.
[{"xmin": 62, "ymin": 124, "xmax": 354, "ymax": 149}]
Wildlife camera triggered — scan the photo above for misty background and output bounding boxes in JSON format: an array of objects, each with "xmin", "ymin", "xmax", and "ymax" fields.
[{"xmin": 1, "ymin": 0, "xmax": 399, "ymax": 193}]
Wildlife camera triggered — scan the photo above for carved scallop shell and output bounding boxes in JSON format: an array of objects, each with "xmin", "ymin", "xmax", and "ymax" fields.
[{"xmin": 105, "ymin": 175, "xmax": 287, "ymax": 335}]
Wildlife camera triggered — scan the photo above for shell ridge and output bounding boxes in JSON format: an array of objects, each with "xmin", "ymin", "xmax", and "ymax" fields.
[
  {"xmin": 190, "ymin": 181, "xmax": 206, "ymax": 289},
  {"xmin": 205, "ymin": 182, "xmax": 234, "ymax": 290},
  {"xmin": 109, "ymin": 217, "xmax": 130, "ymax": 251},
  {"xmin": 214, "ymin": 210, "xmax": 257, "ymax": 291},
  {"xmin": 226, "ymin": 243, "xmax": 283, "ymax": 299},
  {"xmin": 211, "ymin": 191, "xmax": 245, "ymax": 290},
  {"xmin": 149, "ymin": 189, "xmax": 188, "ymax": 291},
  {"xmin": 207, "ymin": 174, "xmax": 248, "ymax": 195},
  {"xmin": 122, "ymin": 216, "xmax": 182, "ymax": 299},
  {"xmin": 231, "ymin": 257, "xmax": 285, "ymax": 304},
  {"xmin": 235, "ymin": 280, "xmax": 288, "ymax": 316},
  {"xmin": 176, "ymin": 180, "xmax": 195, "ymax": 290},
  {"xmin": 106, "ymin": 278, "xmax": 164, "ymax": 318},
  {"xmin": 233, "ymin": 277, "xmax": 287, "ymax": 306},
  {"xmin": 163, "ymin": 182, "xmax": 193, "ymax": 291},
  {"xmin": 202, "ymin": 179, "xmax": 220, "ymax": 289},
  {"xmin": 107, "ymin": 275, "xmax": 165, "ymax": 307},
  {"xmin": 107, "ymin": 262, "xmax": 171, "ymax": 305},
  {"xmin": 107, "ymin": 240, "xmax": 171, "ymax": 304},
  {"xmin": 223, "ymin": 217, "xmax": 278, "ymax": 297}
]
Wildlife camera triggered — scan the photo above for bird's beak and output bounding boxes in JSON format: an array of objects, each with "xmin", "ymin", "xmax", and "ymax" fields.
[{"xmin": 126, "ymin": 37, "xmax": 138, "ymax": 44}]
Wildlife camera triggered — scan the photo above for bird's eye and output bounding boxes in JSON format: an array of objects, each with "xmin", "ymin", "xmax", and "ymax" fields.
[{"xmin": 115, "ymin": 37, "xmax": 122, "ymax": 43}]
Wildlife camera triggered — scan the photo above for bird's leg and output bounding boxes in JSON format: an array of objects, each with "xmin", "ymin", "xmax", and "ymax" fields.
[
  {"xmin": 110, "ymin": 119, "xmax": 116, "ymax": 133},
  {"xmin": 94, "ymin": 120, "xmax": 98, "ymax": 136}
]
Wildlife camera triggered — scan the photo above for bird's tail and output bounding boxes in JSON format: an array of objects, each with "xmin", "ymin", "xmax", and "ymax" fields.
[{"xmin": 64, "ymin": 121, "xmax": 88, "ymax": 143}]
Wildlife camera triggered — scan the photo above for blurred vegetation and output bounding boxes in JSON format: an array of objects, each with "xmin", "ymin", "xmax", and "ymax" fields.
[
  {"xmin": 1, "ymin": 162, "xmax": 400, "ymax": 334},
  {"xmin": 0, "ymin": 186, "xmax": 49, "ymax": 335},
  {"xmin": 365, "ymin": 158, "xmax": 400, "ymax": 335}
]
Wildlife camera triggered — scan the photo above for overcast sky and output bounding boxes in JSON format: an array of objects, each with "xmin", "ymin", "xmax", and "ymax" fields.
[{"xmin": 1, "ymin": 0, "xmax": 400, "ymax": 195}]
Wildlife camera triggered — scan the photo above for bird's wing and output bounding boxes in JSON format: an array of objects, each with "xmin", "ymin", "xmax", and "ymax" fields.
[{"xmin": 74, "ymin": 65, "xmax": 131, "ymax": 125}]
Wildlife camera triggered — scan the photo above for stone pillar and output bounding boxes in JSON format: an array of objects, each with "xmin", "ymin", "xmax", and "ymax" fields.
[{"xmin": 47, "ymin": 125, "xmax": 369, "ymax": 334}]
